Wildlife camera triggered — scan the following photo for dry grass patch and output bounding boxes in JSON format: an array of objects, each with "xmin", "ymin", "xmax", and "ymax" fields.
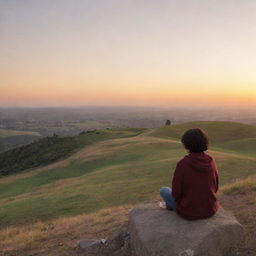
[
  {"xmin": 0, "ymin": 221, "xmax": 48, "ymax": 253},
  {"xmin": 210, "ymin": 149, "xmax": 256, "ymax": 161},
  {"xmin": 221, "ymin": 175, "xmax": 256, "ymax": 195},
  {"xmin": 220, "ymin": 175, "xmax": 256, "ymax": 250},
  {"xmin": 0, "ymin": 205, "xmax": 133, "ymax": 256}
]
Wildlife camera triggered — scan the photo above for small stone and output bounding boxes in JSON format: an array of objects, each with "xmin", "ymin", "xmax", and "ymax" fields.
[
  {"xmin": 78, "ymin": 239, "xmax": 102, "ymax": 249},
  {"xmin": 179, "ymin": 249, "xmax": 195, "ymax": 256},
  {"xmin": 100, "ymin": 238, "xmax": 107, "ymax": 244}
]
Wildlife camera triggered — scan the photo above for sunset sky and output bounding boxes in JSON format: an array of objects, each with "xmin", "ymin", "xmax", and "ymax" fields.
[{"xmin": 0, "ymin": 0, "xmax": 256, "ymax": 107}]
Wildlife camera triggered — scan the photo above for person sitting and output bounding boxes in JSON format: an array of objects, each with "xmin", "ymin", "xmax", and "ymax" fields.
[{"xmin": 160, "ymin": 128, "xmax": 219, "ymax": 220}]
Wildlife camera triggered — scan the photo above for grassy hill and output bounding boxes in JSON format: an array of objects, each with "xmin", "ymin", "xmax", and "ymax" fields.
[
  {"xmin": 0, "ymin": 121, "xmax": 255, "ymax": 255},
  {"xmin": 0, "ymin": 128, "xmax": 144, "ymax": 176},
  {"xmin": 151, "ymin": 121, "xmax": 256, "ymax": 155},
  {"xmin": 151, "ymin": 121, "xmax": 256, "ymax": 142}
]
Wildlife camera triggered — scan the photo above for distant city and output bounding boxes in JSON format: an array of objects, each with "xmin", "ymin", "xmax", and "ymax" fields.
[{"xmin": 0, "ymin": 106, "xmax": 255, "ymax": 137}]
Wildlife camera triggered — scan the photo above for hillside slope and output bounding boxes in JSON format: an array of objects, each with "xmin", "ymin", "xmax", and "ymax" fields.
[
  {"xmin": 0, "ymin": 121, "xmax": 255, "ymax": 255},
  {"xmin": 0, "ymin": 122, "xmax": 255, "ymax": 224},
  {"xmin": 0, "ymin": 128, "xmax": 145, "ymax": 176},
  {"xmin": 151, "ymin": 121, "xmax": 256, "ymax": 155}
]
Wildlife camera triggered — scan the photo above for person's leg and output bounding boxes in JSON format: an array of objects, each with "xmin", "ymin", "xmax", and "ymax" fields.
[{"xmin": 160, "ymin": 187, "xmax": 176, "ymax": 210}]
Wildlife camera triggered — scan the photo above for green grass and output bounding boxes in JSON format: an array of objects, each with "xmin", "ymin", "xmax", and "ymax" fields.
[
  {"xmin": 0, "ymin": 128, "xmax": 145, "ymax": 176},
  {"xmin": 0, "ymin": 142, "xmax": 181, "ymax": 199},
  {"xmin": 151, "ymin": 121, "xmax": 256, "ymax": 155},
  {"xmin": 0, "ymin": 141, "xmax": 183, "ymax": 225},
  {"xmin": 218, "ymin": 138, "xmax": 256, "ymax": 157},
  {"xmin": 151, "ymin": 121, "xmax": 256, "ymax": 143},
  {"xmin": 0, "ymin": 122, "xmax": 255, "ymax": 227}
]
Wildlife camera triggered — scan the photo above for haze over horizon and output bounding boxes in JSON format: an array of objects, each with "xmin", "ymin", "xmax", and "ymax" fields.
[{"xmin": 1, "ymin": 0, "xmax": 256, "ymax": 108}]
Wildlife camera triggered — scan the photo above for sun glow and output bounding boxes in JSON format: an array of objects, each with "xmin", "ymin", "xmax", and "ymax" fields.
[{"xmin": 0, "ymin": 0, "xmax": 256, "ymax": 107}]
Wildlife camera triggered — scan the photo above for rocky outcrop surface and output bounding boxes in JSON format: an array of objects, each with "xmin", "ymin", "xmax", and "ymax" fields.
[{"xmin": 129, "ymin": 204, "xmax": 244, "ymax": 256}]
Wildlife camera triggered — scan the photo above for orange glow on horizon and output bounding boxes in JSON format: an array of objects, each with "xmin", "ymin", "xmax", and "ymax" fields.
[
  {"xmin": 1, "ymin": 81, "xmax": 255, "ymax": 107},
  {"xmin": 1, "ymin": 1, "xmax": 256, "ymax": 108}
]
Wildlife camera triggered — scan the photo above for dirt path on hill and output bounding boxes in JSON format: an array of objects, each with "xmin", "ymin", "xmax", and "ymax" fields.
[
  {"xmin": 0, "ymin": 133, "xmax": 255, "ymax": 186},
  {"xmin": 0, "ymin": 134, "xmax": 179, "ymax": 185},
  {"xmin": 210, "ymin": 149, "xmax": 256, "ymax": 161}
]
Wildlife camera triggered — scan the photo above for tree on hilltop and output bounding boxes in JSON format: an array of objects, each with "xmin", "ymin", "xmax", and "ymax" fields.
[{"xmin": 165, "ymin": 120, "xmax": 171, "ymax": 126}]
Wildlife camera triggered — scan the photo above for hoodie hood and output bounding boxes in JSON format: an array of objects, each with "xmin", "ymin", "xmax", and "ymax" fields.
[{"xmin": 184, "ymin": 152, "xmax": 213, "ymax": 172}]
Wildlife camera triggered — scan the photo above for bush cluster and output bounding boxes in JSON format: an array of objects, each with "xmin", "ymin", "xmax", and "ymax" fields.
[{"xmin": 0, "ymin": 135, "xmax": 80, "ymax": 176}]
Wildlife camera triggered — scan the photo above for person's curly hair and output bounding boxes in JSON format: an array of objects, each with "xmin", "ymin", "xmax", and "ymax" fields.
[{"xmin": 181, "ymin": 128, "xmax": 209, "ymax": 152}]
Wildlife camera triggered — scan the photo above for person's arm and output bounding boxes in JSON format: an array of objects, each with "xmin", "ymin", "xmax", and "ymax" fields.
[
  {"xmin": 216, "ymin": 172, "xmax": 219, "ymax": 193},
  {"xmin": 171, "ymin": 161, "xmax": 184, "ymax": 201},
  {"xmin": 212, "ymin": 159, "xmax": 219, "ymax": 193}
]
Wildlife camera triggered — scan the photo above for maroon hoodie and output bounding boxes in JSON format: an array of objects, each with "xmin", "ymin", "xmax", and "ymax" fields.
[{"xmin": 172, "ymin": 152, "xmax": 219, "ymax": 220}]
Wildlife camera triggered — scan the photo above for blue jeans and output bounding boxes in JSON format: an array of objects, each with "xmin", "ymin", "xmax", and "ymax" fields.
[{"xmin": 160, "ymin": 187, "xmax": 176, "ymax": 210}]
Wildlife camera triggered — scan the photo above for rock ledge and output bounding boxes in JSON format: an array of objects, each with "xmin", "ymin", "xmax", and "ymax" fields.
[{"xmin": 128, "ymin": 204, "xmax": 244, "ymax": 256}]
